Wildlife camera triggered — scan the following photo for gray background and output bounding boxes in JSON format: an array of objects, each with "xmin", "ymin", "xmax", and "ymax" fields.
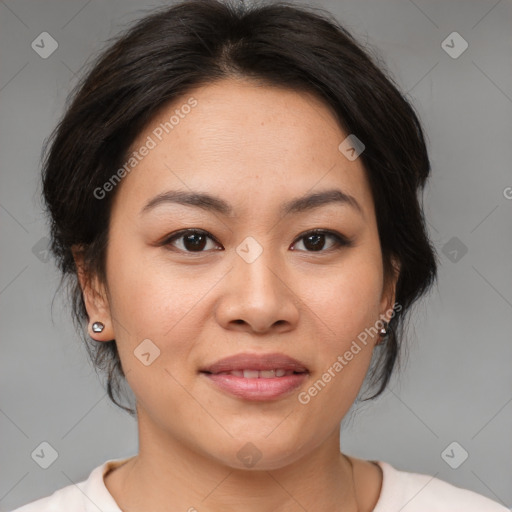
[{"xmin": 1, "ymin": 0, "xmax": 511, "ymax": 509}]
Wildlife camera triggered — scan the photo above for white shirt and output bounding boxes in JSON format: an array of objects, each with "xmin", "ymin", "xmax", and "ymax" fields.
[{"xmin": 10, "ymin": 457, "xmax": 509, "ymax": 511}]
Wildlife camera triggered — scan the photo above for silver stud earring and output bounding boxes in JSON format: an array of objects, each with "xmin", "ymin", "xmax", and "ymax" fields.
[
  {"xmin": 92, "ymin": 321, "xmax": 105, "ymax": 333},
  {"xmin": 379, "ymin": 321, "xmax": 388, "ymax": 337}
]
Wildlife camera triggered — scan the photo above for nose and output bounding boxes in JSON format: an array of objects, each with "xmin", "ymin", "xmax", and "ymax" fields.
[{"xmin": 214, "ymin": 245, "xmax": 300, "ymax": 335}]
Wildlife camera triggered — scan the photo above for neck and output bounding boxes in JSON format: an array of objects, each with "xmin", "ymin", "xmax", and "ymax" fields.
[{"xmin": 106, "ymin": 413, "xmax": 360, "ymax": 512}]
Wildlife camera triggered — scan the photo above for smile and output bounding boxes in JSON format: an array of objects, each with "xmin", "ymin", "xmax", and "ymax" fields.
[{"xmin": 213, "ymin": 369, "xmax": 299, "ymax": 378}]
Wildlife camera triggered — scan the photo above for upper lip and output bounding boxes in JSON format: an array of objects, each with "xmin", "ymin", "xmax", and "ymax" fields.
[{"xmin": 200, "ymin": 352, "xmax": 309, "ymax": 374}]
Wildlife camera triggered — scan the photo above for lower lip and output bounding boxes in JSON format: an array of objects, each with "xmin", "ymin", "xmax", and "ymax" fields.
[{"xmin": 201, "ymin": 372, "xmax": 308, "ymax": 401}]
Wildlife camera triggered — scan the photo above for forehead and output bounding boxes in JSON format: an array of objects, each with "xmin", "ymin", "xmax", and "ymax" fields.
[{"xmin": 112, "ymin": 78, "xmax": 375, "ymax": 221}]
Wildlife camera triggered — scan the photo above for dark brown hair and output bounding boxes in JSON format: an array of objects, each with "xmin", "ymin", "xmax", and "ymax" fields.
[{"xmin": 42, "ymin": 0, "xmax": 438, "ymax": 416}]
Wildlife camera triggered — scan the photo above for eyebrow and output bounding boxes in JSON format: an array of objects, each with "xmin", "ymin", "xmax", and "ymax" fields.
[{"xmin": 140, "ymin": 188, "xmax": 364, "ymax": 218}]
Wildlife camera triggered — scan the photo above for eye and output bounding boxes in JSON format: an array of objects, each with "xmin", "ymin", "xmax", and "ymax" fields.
[
  {"xmin": 291, "ymin": 229, "xmax": 353, "ymax": 252},
  {"xmin": 161, "ymin": 228, "xmax": 352, "ymax": 254},
  {"xmin": 162, "ymin": 229, "xmax": 221, "ymax": 253}
]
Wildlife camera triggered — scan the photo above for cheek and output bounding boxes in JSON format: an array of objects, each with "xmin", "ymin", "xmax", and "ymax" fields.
[
  {"xmin": 302, "ymin": 256, "xmax": 384, "ymax": 348},
  {"xmin": 107, "ymin": 235, "xmax": 192, "ymax": 328},
  {"xmin": 105, "ymin": 240, "xmax": 208, "ymax": 373},
  {"xmin": 296, "ymin": 256, "xmax": 383, "ymax": 403},
  {"xmin": 106, "ymin": 256, "xmax": 205, "ymax": 418}
]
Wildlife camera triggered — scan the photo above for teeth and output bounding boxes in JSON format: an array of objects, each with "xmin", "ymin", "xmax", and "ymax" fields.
[{"xmin": 217, "ymin": 369, "xmax": 297, "ymax": 378}]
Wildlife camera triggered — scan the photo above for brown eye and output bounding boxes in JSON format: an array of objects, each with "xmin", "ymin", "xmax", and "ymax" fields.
[
  {"xmin": 161, "ymin": 228, "xmax": 352, "ymax": 255},
  {"xmin": 162, "ymin": 229, "xmax": 220, "ymax": 253},
  {"xmin": 292, "ymin": 230, "xmax": 353, "ymax": 253}
]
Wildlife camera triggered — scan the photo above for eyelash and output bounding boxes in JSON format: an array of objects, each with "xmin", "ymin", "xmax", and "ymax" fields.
[{"xmin": 159, "ymin": 228, "xmax": 353, "ymax": 254}]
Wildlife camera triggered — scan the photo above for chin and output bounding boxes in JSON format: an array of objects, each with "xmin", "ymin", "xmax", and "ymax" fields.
[{"xmin": 206, "ymin": 433, "xmax": 312, "ymax": 472}]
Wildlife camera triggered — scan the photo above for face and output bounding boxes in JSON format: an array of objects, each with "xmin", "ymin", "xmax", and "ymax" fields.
[{"xmin": 79, "ymin": 78, "xmax": 398, "ymax": 470}]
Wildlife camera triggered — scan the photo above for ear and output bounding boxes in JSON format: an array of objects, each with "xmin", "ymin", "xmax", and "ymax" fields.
[
  {"xmin": 379, "ymin": 255, "xmax": 401, "ymax": 323},
  {"xmin": 72, "ymin": 245, "xmax": 115, "ymax": 341}
]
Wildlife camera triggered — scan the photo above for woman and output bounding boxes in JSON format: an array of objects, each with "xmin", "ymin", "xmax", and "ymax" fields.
[{"xmin": 12, "ymin": 0, "xmax": 508, "ymax": 510}]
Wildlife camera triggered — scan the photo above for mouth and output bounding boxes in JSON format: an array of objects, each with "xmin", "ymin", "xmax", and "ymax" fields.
[
  {"xmin": 199, "ymin": 352, "xmax": 309, "ymax": 401},
  {"xmin": 203, "ymin": 369, "xmax": 304, "ymax": 378},
  {"xmin": 200, "ymin": 352, "xmax": 309, "ymax": 374}
]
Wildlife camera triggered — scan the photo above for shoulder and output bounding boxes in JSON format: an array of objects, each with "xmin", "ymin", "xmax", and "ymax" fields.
[
  {"xmin": 8, "ymin": 458, "xmax": 130, "ymax": 512},
  {"xmin": 9, "ymin": 482, "xmax": 83, "ymax": 512},
  {"xmin": 374, "ymin": 460, "xmax": 510, "ymax": 512}
]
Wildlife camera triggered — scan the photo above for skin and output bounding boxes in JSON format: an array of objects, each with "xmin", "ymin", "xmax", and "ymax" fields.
[{"xmin": 74, "ymin": 77, "xmax": 399, "ymax": 512}]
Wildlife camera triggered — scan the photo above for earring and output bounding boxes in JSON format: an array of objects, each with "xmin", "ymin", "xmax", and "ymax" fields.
[
  {"xmin": 92, "ymin": 321, "xmax": 105, "ymax": 333},
  {"xmin": 377, "ymin": 321, "xmax": 388, "ymax": 345}
]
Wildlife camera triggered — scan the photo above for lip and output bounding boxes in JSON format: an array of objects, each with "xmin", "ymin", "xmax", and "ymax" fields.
[
  {"xmin": 200, "ymin": 352, "xmax": 309, "ymax": 374},
  {"xmin": 200, "ymin": 352, "xmax": 309, "ymax": 401},
  {"xmin": 202, "ymin": 373, "xmax": 308, "ymax": 401}
]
